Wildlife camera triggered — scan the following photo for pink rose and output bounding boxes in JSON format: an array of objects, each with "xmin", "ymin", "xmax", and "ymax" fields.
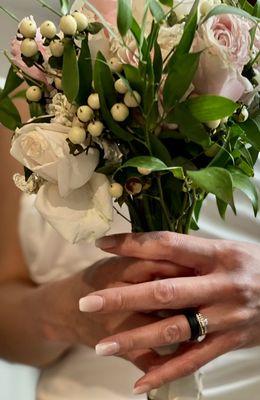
[
  {"xmin": 192, "ymin": 14, "xmax": 251, "ymax": 101},
  {"xmin": 11, "ymin": 27, "xmax": 49, "ymax": 85}
]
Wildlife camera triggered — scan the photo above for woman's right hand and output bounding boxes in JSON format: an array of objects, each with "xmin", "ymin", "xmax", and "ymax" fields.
[{"xmin": 33, "ymin": 256, "xmax": 189, "ymax": 372}]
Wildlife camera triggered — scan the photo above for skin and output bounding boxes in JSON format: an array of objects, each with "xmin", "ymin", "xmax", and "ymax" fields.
[{"xmin": 79, "ymin": 232, "xmax": 260, "ymax": 394}]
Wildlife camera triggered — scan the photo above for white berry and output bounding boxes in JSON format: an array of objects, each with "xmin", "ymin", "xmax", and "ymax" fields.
[
  {"xmin": 54, "ymin": 77, "xmax": 62, "ymax": 90},
  {"xmin": 124, "ymin": 91, "xmax": 141, "ymax": 108},
  {"xmin": 50, "ymin": 39, "xmax": 64, "ymax": 57},
  {"xmin": 87, "ymin": 121, "xmax": 104, "ymax": 137},
  {"xmin": 109, "ymin": 57, "xmax": 123, "ymax": 73},
  {"xmin": 87, "ymin": 93, "xmax": 100, "ymax": 110},
  {"xmin": 72, "ymin": 11, "xmax": 88, "ymax": 32},
  {"xmin": 114, "ymin": 78, "xmax": 128, "ymax": 94},
  {"xmin": 26, "ymin": 86, "xmax": 42, "ymax": 102},
  {"xmin": 138, "ymin": 167, "xmax": 151, "ymax": 176},
  {"xmin": 237, "ymin": 107, "xmax": 249, "ymax": 123},
  {"xmin": 40, "ymin": 21, "xmax": 57, "ymax": 39},
  {"xmin": 60, "ymin": 15, "xmax": 77, "ymax": 36},
  {"xmin": 19, "ymin": 18, "xmax": 37, "ymax": 38},
  {"xmin": 109, "ymin": 182, "xmax": 124, "ymax": 198},
  {"xmin": 77, "ymin": 105, "xmax": 94, "ymax": 123},
  {"xmin": 206, "ymin": 120, "xmax": 221, "ymax": 130},
  {"xmin": 21, "ymin": 38, "xmax": 38, "ymax": 57},
  {"xmin": 72, "ymin": 117, "xmax": 85, "ymax": 128},
  {"xmin": 69, "ymin": 126, "xmax": 86, "ymax": 144},
  {"xmin": 111, "ymin": 103, "xmax": 129, "ymax": 122}
]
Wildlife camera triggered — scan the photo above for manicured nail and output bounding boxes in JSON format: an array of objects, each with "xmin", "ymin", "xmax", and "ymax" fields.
[
  {"xmin": 95, "ymin": 342, "xmax": 120, "ymax": 356},
  {"xmin": 79, "ymin": 295, "xmax": 104, "ymax": 312},
  {"xmin": 95, "ymin": 236, "xmax": 116, "ymax": 250},
  {"xmin": 133, "ymin": 385, "xmax": 151, "ymax": 395}
]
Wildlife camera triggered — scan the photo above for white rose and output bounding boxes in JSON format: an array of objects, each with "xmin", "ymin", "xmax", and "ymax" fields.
[
  {"xmin": 10, "ymin": 122, "xmax": 99, "ymax": 197},
  {"xmin": 35, "ymin": 173, "xmax": 113, "ymax": 243}
]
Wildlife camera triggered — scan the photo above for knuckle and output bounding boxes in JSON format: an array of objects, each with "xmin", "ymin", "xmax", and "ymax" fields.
[
  {"xmin": 160, "ymin": 324, "xmax": 181, "ymax": 345},
  {"xmin": 231, "ymin": 330, "xmax": 249, "ymax": 349},
  {"xmin": 153, "ymin": 281, "xmax": 175, "ymax": 306},
  {"xmin": 231, "ymin": 275, "xmax": 254, "ymax": 304},
  {"xmin": 114, "ymin": 291, "xmax": 126, "ymax": 311},
  {"xmin": 182, "ymin": 359, "xmax": 201, "ymax": 376}
]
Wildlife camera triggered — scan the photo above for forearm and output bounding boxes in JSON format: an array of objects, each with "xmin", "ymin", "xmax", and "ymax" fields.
[{"xmin": 0, "ymin": 278, "xmax": 74, "ymax": 368}]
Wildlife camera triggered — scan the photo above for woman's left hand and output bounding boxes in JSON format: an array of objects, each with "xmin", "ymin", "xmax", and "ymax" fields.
[{"xmin": 79, "ymin": 232, "xmax": 260, "ymax": 395}]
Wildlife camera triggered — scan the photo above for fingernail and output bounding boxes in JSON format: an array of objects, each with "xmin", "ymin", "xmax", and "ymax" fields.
[
  {"xmin": 95, "ymin": 342, "xmax": 120, "ymax": 356},
  {"xmin": 95, "ymin": 236, "xmax": 116, "ymax": 250},
  {"xmin": 79, "ymin": 295, "xmax": 104, "ymax": 312},
  {"xmin": 133, "ymin": 385, "xmax": 151, "ymax": 395}
]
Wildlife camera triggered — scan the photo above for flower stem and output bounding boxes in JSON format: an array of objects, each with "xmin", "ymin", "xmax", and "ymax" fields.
[
  {"xmin": 0, "ymin": 6, "xmax": 19, "ymax": 22},
  {"xmin": 35, "ymin": 0, "xmax": 62, "ymax": 17},
  {"xmin": 156, "ymin": 175, "xmax": 174, "ymax": 231},
  {"xmin": 184, "ymin": 192, "xmax": 197, "ymax": 234}
]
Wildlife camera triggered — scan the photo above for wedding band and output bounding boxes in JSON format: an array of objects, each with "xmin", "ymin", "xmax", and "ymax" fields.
[
  {"xmin": 184, "ymin": 310, "xmax": 209, "ymax": 342},
  {"xmin": 196, "ymin": 312, "xmax": 209, "ymax": 342}
]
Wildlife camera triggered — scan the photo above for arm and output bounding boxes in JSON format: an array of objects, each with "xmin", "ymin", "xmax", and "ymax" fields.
[{"xmin": 0, "ymin": 124, "xmax": 71, "ymax": 367}]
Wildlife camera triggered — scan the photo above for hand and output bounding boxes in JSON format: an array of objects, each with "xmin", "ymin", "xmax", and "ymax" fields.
[
  {"xmin": 36, "ymin": 255, "xmax": 189, "ymax": 372},
  {"xmin": 79, "ymin": 232, "xmax": 260, "ymax": 394}
]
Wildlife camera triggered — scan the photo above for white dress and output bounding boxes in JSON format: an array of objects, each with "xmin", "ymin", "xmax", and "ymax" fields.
[{"xmin": 19, "ymin": 159, "xmax": 260, "ymax": 400}]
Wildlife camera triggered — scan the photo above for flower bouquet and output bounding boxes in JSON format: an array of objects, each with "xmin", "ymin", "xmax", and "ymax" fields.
[{"xmin": 0, "ymin": 0, "xmax": 259, "ymax": 244}]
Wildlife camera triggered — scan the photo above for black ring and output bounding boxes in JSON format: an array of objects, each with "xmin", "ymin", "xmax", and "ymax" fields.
[{"xmin": 184, "ymin": 309, "xmax": 202, "ymax": 341}]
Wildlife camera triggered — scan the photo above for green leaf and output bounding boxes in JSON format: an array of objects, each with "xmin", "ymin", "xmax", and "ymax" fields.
[
  {"xmin": 254, "ymin": 0, "xmax": 260, "ymax": 18},
  {"xmin": 29, "ymin": 102, "xmax": 44, "ymax": 118},
  {"xmin": 163, "ymin": 52, "xmax": 200, "ymax": 109},
  {"xmin": 239, "ymin": 0, "xmax": 254, "ymax": 14},
  {"xmin": 159, "ymin": 0, "xmax": 173, "ymax": 6},
  {"xmin": 60, "ymin": 0, "xmax": 70, "ymax": 15},
  {"xmin": 153, "ymin": 41, "xmax": 163, "ymax": 84},
  {"xmin": 124, "ymin": 64, "xmax": 145, "ymax": 94},
  {"xmin": 0, "ymin": 96, "xmax": 21, "ymax": 130},
  {"xmin": 203, "ymin": 5, "xmax": 259, "ymax": 23},
  {"xmin": 87, "ymin": 22, "xmax": 104, "ymax": 35},
  {"xmin": 94, "ymin": 52, "xmax": 133, "ymax": 141},
  {"xmin": 62, "ymin": 39, "xmax": 79, "ymax": 103},
  {"xmin": 119, "ymin": 156, "xmax": 185, "ymax": 179},
  {"xmin": 77, "ymin": 38, "xmax": 92, "ymax": 105},
  {"xmin": 216, "ymin": 197, "xmax": 229, "ymax": 219},
  {"xmin": 240, "ymin": 113, "xmax": 260, "ymax": 151},
  {"xmin": 149, "ymin": 0, "xmax": 165, "ymax": 22},
  {"xmin": 169, "ymin": 0, "xmax": 199, "ymax": 64},
  {"xmin": 117, "ymin": 0, "xmax": 133, "ymax": 37},
  {"xmin": 168, "ymin": 103, "xmax": 211, "ymax": 148},
  {"xmin": 0, "ymin": 66, "xmax": 23, "ymax": 101},
  {"xmin": 186, "ymin": 95, "xmax": 238, "ymax": 122},
  {"xmin": 187, "ymin": 167, "xmax": 234, "ymax": 204},
  {"xmin": 149, "ymin": 133, "xmax": 172, "ymax": 166},
  {"xmin": 229, "ymin": 167, "xmax": 259, "ymax": 216}
]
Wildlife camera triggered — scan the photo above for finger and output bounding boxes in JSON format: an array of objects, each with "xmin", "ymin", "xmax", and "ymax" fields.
[
  {"xmin": 96, "ymin": 232, "xmax": 220, "ymax": 270},
  {"xmin": 133, "ymin": 329, "xmax": 247, "ymax": 394},
  {"xmin": 96, "ymin": 301, "xmax": 255, "ymax": 356},
  {"xmin": 79, "ymin": 274, "xmax": 231, "ymax": 313},
  {"xmin": 124, "ymin": 349, "xmax": 172, "ymax": 373},
  {"xmin": 121, "ymin": 259, "xmax": 192, "ymax": 284},
  {"xmin": 96, "ymin": 315, "xmax": 191, "ymax": 356}
]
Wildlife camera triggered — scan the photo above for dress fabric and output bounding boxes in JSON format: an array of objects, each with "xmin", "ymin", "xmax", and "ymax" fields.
[{"xmin": 19, "ymin": 159, "xmax": 260, "ymax": 400}]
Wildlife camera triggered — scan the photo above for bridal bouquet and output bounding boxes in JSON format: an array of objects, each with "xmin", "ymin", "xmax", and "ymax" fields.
[{"xmin": 0, "ymin": 0, "xmax": 259, "ymax": 243}]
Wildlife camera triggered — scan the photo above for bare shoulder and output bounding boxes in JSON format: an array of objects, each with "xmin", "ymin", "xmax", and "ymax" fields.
[{"xmin": 0, "ymin": 125, "xmax": 30, "ymax": 282}]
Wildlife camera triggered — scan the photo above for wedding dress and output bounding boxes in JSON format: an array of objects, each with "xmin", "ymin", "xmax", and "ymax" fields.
[{"xmin": 19, "ymin": 159, "xmax": 260, "ymax": 400}]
